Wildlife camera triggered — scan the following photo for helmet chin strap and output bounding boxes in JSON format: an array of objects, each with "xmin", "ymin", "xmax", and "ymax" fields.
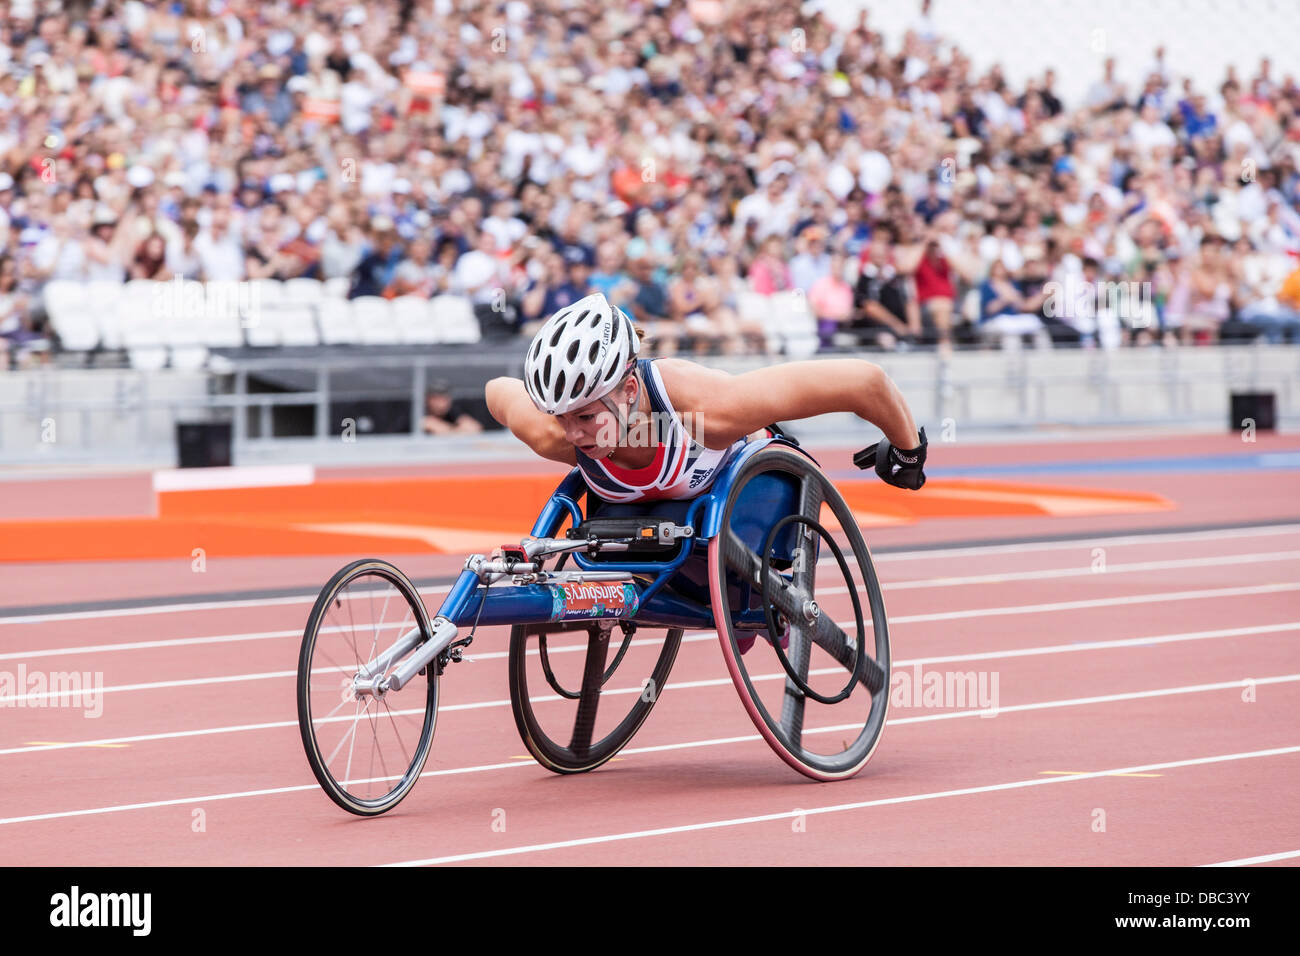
[{"xmin": 598, "ymin": 369, "xmax": 640, "ymax": 448}]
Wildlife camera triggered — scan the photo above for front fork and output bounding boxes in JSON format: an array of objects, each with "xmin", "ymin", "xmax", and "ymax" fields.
[{"xmin": 351, "ymin": 539, "xmax": 627, "ymax": 698}]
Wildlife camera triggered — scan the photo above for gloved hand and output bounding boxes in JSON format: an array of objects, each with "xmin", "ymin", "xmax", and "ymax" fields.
[{"xmin": 853, "ymin": 426, "xmax": 928, "ymax": 490}]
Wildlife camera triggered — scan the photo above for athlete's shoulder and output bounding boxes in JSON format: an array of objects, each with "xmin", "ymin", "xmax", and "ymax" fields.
[{"xmin": 652, "ymin": 357, "xmax": 731, "ymax": 414}]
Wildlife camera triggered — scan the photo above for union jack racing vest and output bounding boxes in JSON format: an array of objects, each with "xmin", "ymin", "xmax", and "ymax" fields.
[{"xmin": 574, "ymin": 358, "xmax": 753, "ymax": 503}]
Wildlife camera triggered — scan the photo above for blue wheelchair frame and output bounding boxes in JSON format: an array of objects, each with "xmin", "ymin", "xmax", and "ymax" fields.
[{"xmin": 435, "ymin": 436, "xmax": 815, "ymax": 634}]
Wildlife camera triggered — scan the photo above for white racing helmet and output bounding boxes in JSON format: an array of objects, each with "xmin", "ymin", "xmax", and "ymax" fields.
[{"xmin": 523, "ymin": 292, "xmax": 640, "ymax": 416}]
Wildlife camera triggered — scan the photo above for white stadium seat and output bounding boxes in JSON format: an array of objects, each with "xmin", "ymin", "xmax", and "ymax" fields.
[
  {"xmin": 323, "ymin": 277, "xmax": 351, "ymax": 299},
  {"xmin": 127, "ymin": 347, "xmax": 168, "ymax": 370},
  {"xmin": 353, "ymin": 295, "xmax": 401, "ymax": 344},
  {"xmin": 430, "ymin": 295, "xmax": 481, "ymax": 344},
  {"xmin": 243, "ymin": 307, "xmax": 281, "ymax": 347},
  {"xmin": 318, "ymin": 298, "xmax": 360, "ymax": 345},
  {"xmin": 43, "ymin": 281, "xmax": 99, "ymax": 351},
  {"xmin": 248, "ymin": 279, "xmax": 285, "ymax": 313},
  {"xmin": 169, "ymin": 346, "xmax": 210, "ymax": 370},
  {"xmin": 284, "ymin": 278, "xmax": 325, "ymax": 304},
  {"xmin": 277, "ymin": 304, "xmax": 322, "ymax": 347},
  {"xmin": 392, "ymin": 295, "xmax": 438, "ymax": 344},
  {"xmin": 51, "ymin": 313, "xmax": 99, "ymax": 351},
  {"xmin": 766, "ymin": 291, "xmax": 819, "ymax": 358},
  {"xmin": 197, "ymin": 312, "xmax": 245, "ymax": 349},
  {"xmin": 43, "ymin": 279, "xmax": 87, "ymax": 315},
  {"xmin": 121, "ymin": 310, "xmax": 166, "ymax": 349}
]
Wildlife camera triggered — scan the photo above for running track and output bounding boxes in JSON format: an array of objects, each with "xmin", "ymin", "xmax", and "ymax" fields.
[{"xmin": 2, "ymin": 429, "xmax": 1298, "ymax": 866}]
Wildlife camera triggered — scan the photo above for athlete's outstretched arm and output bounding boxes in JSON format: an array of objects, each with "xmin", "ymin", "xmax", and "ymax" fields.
[
  {"xmin": 484, "ymin": 377, "xmax": 577, "ymax": 465},
  {"xmin": 658, "ymin": 358, "xmax": 921, "ymax": 452}
]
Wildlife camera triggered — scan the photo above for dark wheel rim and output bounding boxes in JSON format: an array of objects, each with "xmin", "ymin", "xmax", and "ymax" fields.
[
  {"xmin": 710, "ymin": 445, "xmax": 890, "ymax": 779},
  {"xmin": 297, "ymin": 559, "xmax": 438, "ymax": 815},
  {"xmin": 509, "ymin": 620, "xmax": 683, "ymax": 774}
]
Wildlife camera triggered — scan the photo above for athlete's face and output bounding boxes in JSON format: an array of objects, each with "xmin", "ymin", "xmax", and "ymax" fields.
[{"xmin": 556, "ymin": 374, "xmax": 640, "ymax": 458}]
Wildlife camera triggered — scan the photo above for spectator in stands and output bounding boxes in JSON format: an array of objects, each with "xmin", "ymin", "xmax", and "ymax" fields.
[
  {"xmin": 130, "ymin": 232, "xmax": 168, "ymax": 280},
  {"xmin": 2, "ymin": 0, "xmax": 1297, "ymax": 368},
  {"xmin": 748, "ymin": 235, "xmax": 794, "ymax": 296},
  {"xmin": 789, "ymin": 228, "xmax": 832, "ymax": 295},
  {"xmin": 320, "ymin": 205, "xmax": 367, "ymax": 281},
  {"xmin": 1178, "ymin": 235, "xmax": 1234, "ymax": 344},
  {"xmin": 386, "ymin": 236, "xmax": 437, "ymax": 299},
  {"xmin": 421, "ymin": 381, "xmax": 482, "ymax": 436},
  {"xmin": 589, "ymin": 240, "xmax": 636, "ymax": 306},
  {"xmin": 914, "ymin": 178, "xmax": 951, "ymax": 225},
  {"xmin": 809, "ymin": 250, "xmax": 855, "ymax": 352},
  {"xmin": 165, "ymin": 221, "xmax": 203, "ymax": 280},
  {"xmin": 668, "ymin": 256, "xmax": 725, "ymax": 355},
  {"xmin": 349, "ymin": 217, "xmax": 404, "ymax": 299},
  {"xmin": 908, "ymin": 230, "xmax": 959, "ymax": 351},
  {"xmin": 627, "ymin": 253, "xmax": 676, "ymax": 355},
  {"xmin": 543, "ymin": 257, "xmax": 591, "ymax": 316},
  {"xmin": 194, "ymin": 206, "xmax": 245, "ymax": 283},
  {"xmin": 1239, "ymin": 255, "xmax": 1300, "ymax": 344},
  {"xmin": 979, "ymin": 260, "xmax": 1052, "ymax": 349},
  {"xmin": 853, "ymin": 232, "xmax": 917, "ymax": 350},
  {"xmin": 709, "ymin": 252, "xmax": 768, "ymax": 355}
]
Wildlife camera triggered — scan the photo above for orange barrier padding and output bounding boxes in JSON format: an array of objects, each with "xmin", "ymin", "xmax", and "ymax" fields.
[
  {"xmin": 157, "ymin": 474, "xmax": 568, "ymax": 527},
  {"xmin": 0, "ymin": 474, "xmax": 1175, "ymax": 563},
  {"xmin": 0, "ymin": 517, "xmax": 437, "ymax": 563}
]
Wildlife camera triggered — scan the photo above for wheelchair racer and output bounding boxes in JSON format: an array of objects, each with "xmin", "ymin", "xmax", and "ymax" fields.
[
  {"xmin": 485, "ymin": 292, "xmax": 926, "ymax": 650},
  {"xmin": 487, "ymin": 292, "xmax": 926, "ymax": 491}
]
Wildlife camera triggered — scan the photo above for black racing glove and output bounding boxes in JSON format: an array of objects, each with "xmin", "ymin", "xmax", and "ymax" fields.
[{"xmin": 853, "ymin": 426, "xmax": 927, "ymax": 490}]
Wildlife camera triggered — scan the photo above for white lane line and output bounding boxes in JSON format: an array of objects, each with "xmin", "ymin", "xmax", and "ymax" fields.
[
  {"xmin": 873, "ymin": 522, "xmax": 1300, "ymax": 562},
  {"xmin": 0, "ymin": 628, "xmax": 303, "ymax": 663},
  {"xmin": 10, "ymin": 566, "xmax": 1300, "ymax": 664},
  {"xmin": 1202, "ymin": 849, "xmax": 1300, "ymax": 867},
  {"xmin": 882, "ymin": 549, "xmax": 1300, "ymax": 590},
  {"xmin": 3, "ymin": 618, "xmax": 1296, "ymax": 731},
  {"xmin": 6, "ymin": 522, "xmax": 1299, "ymax": 626},
  {"xmin": 1, "ymin": 674, "xmax": 1296, "ymax": 826},
  {"xmin": 380, "ymin": 745, "xmax": 1300, "ymax": 866}
]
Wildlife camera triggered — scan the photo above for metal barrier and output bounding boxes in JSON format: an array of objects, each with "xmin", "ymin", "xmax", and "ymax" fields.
[{"xmin": 1, "ymin": 344, "xmax": 1296, "ymax": 466}]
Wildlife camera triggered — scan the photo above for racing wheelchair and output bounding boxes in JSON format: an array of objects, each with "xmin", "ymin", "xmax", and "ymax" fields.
[{"xmin": 296, "ymin": 435, "xmax": 891, "ymax": 815}]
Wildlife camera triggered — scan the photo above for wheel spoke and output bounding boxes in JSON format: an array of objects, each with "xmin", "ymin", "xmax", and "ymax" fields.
[
  {"xmin": 511, "ymin": 620, "xmax": 682, "ymax": 775},
  {"xmin": 300, "ymin": 560, "xmax": 439, "ymax": 814},
  {"xmin": 764, "ymin": 569, "xmax": 884, "ymax": 694},
  {"xmin": 568, "ymin": 626, "xmax": 611, "ymax": 757},
  {"xmin": 792, "ymin": 473, "xmax": 823, "ymax": 596},
  {"xmin": 709, "ymin": 447, "xmax": 890, "ymax": 779},
  {"xmin": 779, "ymin": 618, "xmax": 812, "ymax": 749}
]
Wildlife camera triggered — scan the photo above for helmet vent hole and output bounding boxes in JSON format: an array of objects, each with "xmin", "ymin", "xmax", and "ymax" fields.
[
  {"xmin": 532, "ymin": 369, "xmax": 544, "ymax": 400},
  {"xmin": 543, "ymin": 354, "xmax": 552, "ymax": 382},
  {"xmin": 571, "ymin": 373, "xmax": 586, "ymax": 399},
  {"xmin": 554, "ymin": 370, "xmax": 567, "ymax": 399},
  {"xmin": 549, "ymin": 322, "xmax": 566, "ymax": 348},
  {"xmin": 567, "ymin": 340, "xmax": 581, "ymax": 363},
  {"xmin": 588, "ymin": 340, "xmax": 600, "ymax": 363}
]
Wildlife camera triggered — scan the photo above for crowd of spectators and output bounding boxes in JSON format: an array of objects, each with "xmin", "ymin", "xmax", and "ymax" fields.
[{"xmin": 2, "ymin": 0, "xmax": 1300, "ymax": 371}]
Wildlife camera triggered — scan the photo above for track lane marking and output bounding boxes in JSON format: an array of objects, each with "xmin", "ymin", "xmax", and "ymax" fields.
[
  {"xmin": 7, "ymin": 572, "xmax": 1300, "ymax": 664},
  {"xmin": 1202, "ymin": 849, "xmax": 1300, "ymax": 867},
  {"xmin": 0, "ymin": 674, "xmax": 1296, "ymax": 826},
  {"xmin": 5, "ymin": 523, "xmax": 1299, "ymax": 626},
  {"xmin": 2, "ymin": 622, "xmax": 1295, "ymax": 753},
  {"xmin": 379, "ymin": 745, "xmax": 1300, "ymax": 866}
]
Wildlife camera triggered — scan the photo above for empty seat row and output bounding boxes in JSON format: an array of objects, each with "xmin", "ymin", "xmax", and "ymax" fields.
[{"xmin": 41, "ymin": 280, "xmax": 483, "ymax": 352}]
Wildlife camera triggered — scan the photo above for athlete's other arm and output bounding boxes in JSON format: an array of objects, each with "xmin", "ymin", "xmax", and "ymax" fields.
[
  {"xmin": 484, "ymin": 377, "xmax": 578, "ymax": 465},
  {"xmin": 657, "ymin": 358, "xmax": 921, "ymax": 452}
]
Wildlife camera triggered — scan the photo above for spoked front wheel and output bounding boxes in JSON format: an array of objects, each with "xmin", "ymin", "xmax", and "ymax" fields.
[
  {"xmin": 297, "ymin": 559, "xmax": 438, "ymax": 815},
  {"xmin": 509, "ymin": 620, "xmax": 683, "ymax": 773},
  {"xmin": 708, "ymin": 443, "xmax": 890, "ymax": 780}
]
